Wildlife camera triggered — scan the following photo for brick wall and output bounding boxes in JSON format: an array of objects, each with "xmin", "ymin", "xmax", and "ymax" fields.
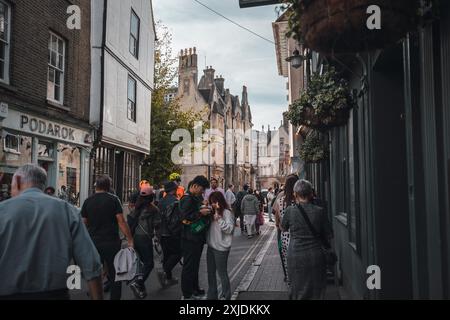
[{"xmin": 1, "ymin": 0, "xmax": 91, "ymax": 126}]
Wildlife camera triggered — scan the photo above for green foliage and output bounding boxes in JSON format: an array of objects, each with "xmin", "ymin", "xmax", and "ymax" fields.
[
  {"xmin": 282, "ymin": 0, "xmax": 304, "ymax": 43},
  {"xmin": 299, "ymin": 130, "xmax": 328, "ymax": 163},
  {"xmin": 286, "ymin": 67, "xmax": 354, "ymax": 131},
  {"xmin": 141, "ymin": 22, "xmax": 208, "ymax": 186}
]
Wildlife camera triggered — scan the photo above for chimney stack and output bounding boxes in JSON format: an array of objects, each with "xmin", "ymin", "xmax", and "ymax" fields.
[
  {"xmin": 203, "ymin": 66, "xmax": 216, "ymax": 88},
  {"xmin": 214, "ymin": 75, "xmax": 225, "ymax": 95},
  {"xmin": 179, "ymin": 47, "xmax": 198, "ymax": 70}
]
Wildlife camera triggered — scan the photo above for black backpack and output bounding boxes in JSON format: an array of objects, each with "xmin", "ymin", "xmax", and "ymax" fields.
[{"xmin": 162, "ymin": 201, "xmax": 183, "ymax": 237}]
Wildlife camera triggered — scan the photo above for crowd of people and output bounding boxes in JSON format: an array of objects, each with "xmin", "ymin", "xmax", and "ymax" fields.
[{"xmin": 0, "ymin": 164, "xmax": 334, "ymax": 301}]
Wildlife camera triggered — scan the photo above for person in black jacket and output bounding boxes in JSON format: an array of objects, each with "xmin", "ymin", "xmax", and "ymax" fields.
[
  {"xmin": 233, "ymin": 184, "xmax": 249, "ymax": 234},
  {"xmin": 157, "ymin": 181, "xmax": 181, "ymax": 287},
  {"xmin": 180, "ymin": 176, "xmax": 211, "ymax": 300}
]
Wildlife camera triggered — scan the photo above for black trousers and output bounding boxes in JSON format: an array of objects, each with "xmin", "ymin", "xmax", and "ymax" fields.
[
  {"xmin": 181, "ymin": 240, "xmax": 204, "ymax": 298},
  {"xmin": 161, "ymin": 236, "xmax": 182, "ymax": 279},
  {"xmin": 95, "ymin": 241, "xmax": 122, "ymax": 300},
  {"xmin": 134, "ymin": 235, "xmax": 155, "ymax": 283}
]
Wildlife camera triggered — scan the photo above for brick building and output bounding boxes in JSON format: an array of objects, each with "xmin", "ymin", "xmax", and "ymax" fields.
[{"xmin": 0, "ymin": 0, "xmax": 93, "ymax": 205}]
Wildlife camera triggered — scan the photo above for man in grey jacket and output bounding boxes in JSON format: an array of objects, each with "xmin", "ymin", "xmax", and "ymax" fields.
[
  {"xmin": 0, "ymin": 164, "xmax": 103, "ymax": 300},
  {"xmin": 240, "ymin": 189, "xmax": 260, "ymax": 239}
]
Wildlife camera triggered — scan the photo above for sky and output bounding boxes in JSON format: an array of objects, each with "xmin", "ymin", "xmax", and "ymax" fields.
[{"xmin": 153, "ymin": 0, "xmax": 288, "ymax": 132}]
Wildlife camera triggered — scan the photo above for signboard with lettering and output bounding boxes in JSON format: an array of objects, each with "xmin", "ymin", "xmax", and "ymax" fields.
[
  {"xmin": 239, "ymin": 0, "xmax": 280, "ymax": 8},
  {"xmin": 2, "ymin": 109, "xmax": 92, "ymax": 147}
]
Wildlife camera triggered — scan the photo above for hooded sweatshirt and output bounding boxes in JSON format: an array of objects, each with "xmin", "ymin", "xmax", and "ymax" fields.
[{"xmin": 241, "ymin": 194, "xmax": 260, "ymax": 216}]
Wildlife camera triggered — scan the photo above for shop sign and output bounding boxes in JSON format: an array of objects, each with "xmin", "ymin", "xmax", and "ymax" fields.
[{"xmin": 3, "ymin": 109, "xmax": 91, "ymax": 147}]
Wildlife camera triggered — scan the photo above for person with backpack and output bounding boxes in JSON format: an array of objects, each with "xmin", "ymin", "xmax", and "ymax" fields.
[
  {"xmin": 128, "ymin": 186, "xmax": 161, "ymax": 299},
  {"xmin": 206, "ymin": 191, "xmax": 235, "ymax": 300},
  {"xmin": 233, "ymin": 184, "xmax": 249, "ymax": 235},
  {"xmin": 180, "ymin": 176, "xmax": 211, "ymax": 300},
  {"xmin": 157, "ymin": 181, "xmax": 182, "ymax": 288},
  {"xmin": 240, "ymin": 189, "xmax": 260, "ymax": 239}
]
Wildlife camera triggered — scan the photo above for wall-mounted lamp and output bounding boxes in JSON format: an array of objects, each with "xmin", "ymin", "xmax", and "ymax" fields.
[{"xmin": 286, "ymin": 49, "xmax": 305, "ymax": 69}]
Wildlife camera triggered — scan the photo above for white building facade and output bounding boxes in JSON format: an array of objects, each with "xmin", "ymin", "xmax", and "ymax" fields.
[{"xmin": 90, "ymin": 0, "xmax": 155, "ymax": 202}]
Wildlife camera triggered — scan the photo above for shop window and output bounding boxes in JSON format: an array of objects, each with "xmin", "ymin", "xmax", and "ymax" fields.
[
  {"xmin": 0, "ymin": 0, "xmax": 11, "ymax": 83},
  {"xmin": 58, "ymin": 144, "xmax": 80, "ymax": 206},
  {"xmin": 66, "ymin": 167, "xmax": 77, "ymax": 196},
  {"xmin": 47, "ymin": 32, "xmax": 65, "ymax": 104},
  {"xmin": 38, "ymin": 142, "xmax": 54, "ymax": 159},
  {"xmin": 122, "ymin": 152, "xmax": 140, "ymax": 203},
  {"xmin": 3, "ymin": 134, "xmax": 19, "ymax": 153},
  {"xmin": 0, "ymin": 135, "xmax": 33, "ymax": 202}
]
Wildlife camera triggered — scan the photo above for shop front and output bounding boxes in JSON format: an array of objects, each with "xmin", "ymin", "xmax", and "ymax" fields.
[{"xmin": 0, "ymin": 106, "xmax": 93, "ymax": 206}]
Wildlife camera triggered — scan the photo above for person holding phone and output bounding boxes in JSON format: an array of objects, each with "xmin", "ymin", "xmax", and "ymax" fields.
[
  {"xmin": 180, "ymin": 176, "xmax": 211, "ymax": 300},
  {"xmin": 206, "ymin": 191, "xmax": 234, "ymax": 300}
]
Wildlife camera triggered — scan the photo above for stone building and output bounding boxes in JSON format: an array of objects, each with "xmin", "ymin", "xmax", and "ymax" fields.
[
  {"xmin": 175, "ymin": 47, "xmax": 253, "ymax": 188},
  {"xmin": 254, "ymin": 118, "xmax": 289, "ymax": 190}
]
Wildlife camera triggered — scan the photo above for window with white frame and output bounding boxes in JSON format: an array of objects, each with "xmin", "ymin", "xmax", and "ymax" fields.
[
  {"xmin": 47, "ymin": 33, "xmax": 65, "ymax": 104},
  {"xmin": 0, "ymin": 1, "xmax": 11, "ymax": 83},
  {"xmin": 129, "ymin": 10, "xmax": 140, "ymax": 58},
  {"xmin": 127, "ymin": 76, "xmax": 137, "ymax": 122}
]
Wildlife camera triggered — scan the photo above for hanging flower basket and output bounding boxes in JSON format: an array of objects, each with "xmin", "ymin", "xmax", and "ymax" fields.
[
  {"xmin": 299, "ymin": 130, "xmax": 328, "ymax": 164},
  {"xmin": 286, "ymin": 67, "xmax": 354, "ymax": 132},
  {"xmin": 286, "ymin": 0, "xmax": 419, "ymax": 54}
]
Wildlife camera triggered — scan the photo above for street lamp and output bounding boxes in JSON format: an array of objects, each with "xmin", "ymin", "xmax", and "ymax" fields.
[{"xmin": 286, "ymin": 49, "xmax": 305, "ymax": 69}]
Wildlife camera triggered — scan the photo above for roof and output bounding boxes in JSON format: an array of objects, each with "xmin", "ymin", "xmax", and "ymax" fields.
[
  {"xmin": 272, "ymin": 11, "xmax": 289, "ymax": 77},
  {"xmin": 199, "ymin": 89, "xmax": 211, "ymax": 103}
]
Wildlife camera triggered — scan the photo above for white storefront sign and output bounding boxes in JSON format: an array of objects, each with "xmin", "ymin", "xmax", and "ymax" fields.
[{"xmin": 2, "ymin": 109, "xmax": 91, "ymax": 147}]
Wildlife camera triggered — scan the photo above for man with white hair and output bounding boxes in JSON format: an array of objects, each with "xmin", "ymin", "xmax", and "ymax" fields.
[{"xmin": 0, "ymin": 164, "xmax": 104, "ymax": 300}]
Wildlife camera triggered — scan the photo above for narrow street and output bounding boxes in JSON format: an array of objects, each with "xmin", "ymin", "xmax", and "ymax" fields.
[
  {"xmin": 71, "ymin": 218, "xmax": 279, "ymax": 301},
  {"xmin": 1, "ymin": 0, "xmax": 450, "ymax": 306}
]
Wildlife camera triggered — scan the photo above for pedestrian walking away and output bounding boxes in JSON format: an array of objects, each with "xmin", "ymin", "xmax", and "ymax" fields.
[
  {"xmin": 240, "ymin": 189, "xmax": 260, "ymax": 239},
  {"xmin": 267, "ymin": 188, "xmax": 275, "ymax": 222},
  {"xmin": 281, "ymin": 180, "xmax": 333, "ymax": 300},
  {"xmin": 234, "ymin": 184, "xmax": 249, "ymax": 234},
  {"xmin": 273, "ymin": 174, "xmax": 299, "ymax": 285},
  {"xmin": 129, "ymin": 186, "xmax": 161, "ymax": 298},
  {"xmin": 206, "ymin": 191, "xmax": 235, "ymax": 300},
  {"xmin": 180, "ymin": 176, "xmax": 211, "ymax": 300},
  {"xmin": 0, "ymin": 164, "xmax": 103, "ymax": 300},
  {"xmin": 81, "ymin": 175, "xmax": 134, "ymax": 300},
  {"xmin": 158, "ymin": 181, "xmax": 183, "ymax": 288}
]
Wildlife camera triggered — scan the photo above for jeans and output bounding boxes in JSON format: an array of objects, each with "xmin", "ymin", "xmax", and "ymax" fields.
[
  {"xmin": 161, "ymin": 236, "xmax": 182, "ymax": 279},
  {"xmin": 134, "ymin": 235, "xmax": 155, "ymax": 283},
  {"xmin": 207, "ymin": 246, "xmax": 231, "ymax": 300},
  {"xmin": 244, "ymin": 215, "xmax": 257, "ymax": 236},
  {"xmin": 95, "ymin": 241, "xmax": 122, "ymax": 300},
  {"xmin": 181, "ymin": 240, "xmax": 204, "ymax": 298}
]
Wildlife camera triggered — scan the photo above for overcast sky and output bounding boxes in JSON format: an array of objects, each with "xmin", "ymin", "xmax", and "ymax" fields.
[{"xmin": 153, "ymin": 0, "xmax": 288, "ymax": 132}]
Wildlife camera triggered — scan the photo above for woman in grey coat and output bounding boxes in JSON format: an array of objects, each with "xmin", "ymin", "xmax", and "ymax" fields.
[{"xmin": 281, "ymin": 180, "xmax": 333, "ymax": 300}]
